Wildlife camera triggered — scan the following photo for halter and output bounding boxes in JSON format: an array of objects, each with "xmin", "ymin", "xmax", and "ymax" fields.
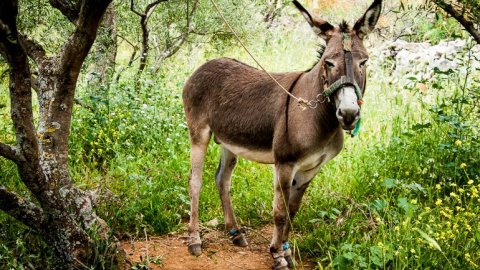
[{"xmin": 323, "ymin": 33, "xmax": 364, "ymax": 137}]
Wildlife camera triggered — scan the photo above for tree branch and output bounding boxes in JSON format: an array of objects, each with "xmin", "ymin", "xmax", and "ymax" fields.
[
  {"xmin": 130, "ymin": 0, "xmax": 145, "ymax": 17},
  {"xmin": 155, "ymin": 0, "xmax": 198, "ymax": 65},
  {"xmin": 57, "ymin": 0, "xmax": 113, "ymax": 93},
  {"xmin": 0, "ymin": 0, "xmax": 41, "ymax": 168},
  {"xmin": 190, "ymin": 29, "xmax": 230, "ymax": 36},
  {"xmin": 145, "ymin": 0, "xmax": 167, "ymax": 19},
  {"xmin": 186, "ymin": 0, "xmax": 199, "ymax": 31},
  {"xmin": 0, "ymin": 142, "xmax": 23, "ymax": 163},
  {"xmin": 18, "ymin": 34, "xmax": 46, "ymax": 64},
  {"xmin": 117, "ymin": 34, "xmax": 137, "ymax": 50},
  {"xmin": 434, "ymin": 0, "xmax": 480, "ymax": 44},
  {"xmin": 48, "ymin": 0, "xmax": 80, "ymax": 23},
  {"xmin": 0, "ymin": 186, "xmax": 45, "ymax": 230},
  {"xmin": 130, "ymin": 0, "xmax": 168, "ymax": 77}
]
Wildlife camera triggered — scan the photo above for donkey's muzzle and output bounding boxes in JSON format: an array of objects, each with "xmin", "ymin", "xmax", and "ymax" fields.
[
  {"xmin": 336, "ymin": 105, "xmax": 360, "ymax": 130},
  {"xmin": 335, "ymin": 85, "xmax": 361, "ymax": 130}
]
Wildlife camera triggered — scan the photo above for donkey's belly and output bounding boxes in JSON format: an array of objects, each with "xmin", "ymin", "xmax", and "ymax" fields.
[{"xmin": 220, "ymin": 141, "xmax": 275, "ymax": 164}]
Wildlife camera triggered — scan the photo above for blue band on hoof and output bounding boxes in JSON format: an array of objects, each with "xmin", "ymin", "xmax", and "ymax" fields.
[
  {"xmin": 229, "ymin": 229, "xmax": 238, "ymax": 236},
  {"xmin": 282, "ymin": 242, "xmax": 290, "ymax": 250}
]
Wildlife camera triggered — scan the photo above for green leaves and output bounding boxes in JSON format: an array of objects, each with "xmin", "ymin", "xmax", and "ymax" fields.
[
  {"xmin": 416, "ymin": 228, "xmax": 442, "ymax": 252},
  {"xmin": 397, "ymin": 197, "xmax": 418, "ymax": 217}
]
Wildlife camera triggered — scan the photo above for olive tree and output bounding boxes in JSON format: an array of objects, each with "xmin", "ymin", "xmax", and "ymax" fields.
[{"xmin": 0, "ymin": 0, "xmax": 129, "ymax": 268}]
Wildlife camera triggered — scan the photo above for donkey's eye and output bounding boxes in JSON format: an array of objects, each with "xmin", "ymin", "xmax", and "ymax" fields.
[
  {"xmin": 359, "ymin": 59, "xmax": 368, "ymax": 68},
  {"xmin": 325, "ymin": 60, "xmax": 335, "ymax": 69}
]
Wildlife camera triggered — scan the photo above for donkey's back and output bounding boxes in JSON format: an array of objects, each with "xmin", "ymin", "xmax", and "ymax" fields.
[{"xmin": 183, "ymin": 57, "xmax": 301, "ymax": 153}]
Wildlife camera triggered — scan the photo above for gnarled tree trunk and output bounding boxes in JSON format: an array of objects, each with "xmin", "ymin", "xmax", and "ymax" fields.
[{"xmin": 0, "ymin": 0, "xmax": 129, "ymax": 268}]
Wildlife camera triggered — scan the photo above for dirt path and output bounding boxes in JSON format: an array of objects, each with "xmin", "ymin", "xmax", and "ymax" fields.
[{"xmin": 122, "ymin": 225, "xmax": 316, "ymax": 270}]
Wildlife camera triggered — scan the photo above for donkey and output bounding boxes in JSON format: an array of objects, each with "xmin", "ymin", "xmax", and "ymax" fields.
[{"xmin": 182, "ymin": 0, "xmax": 382, "ymax": 268}]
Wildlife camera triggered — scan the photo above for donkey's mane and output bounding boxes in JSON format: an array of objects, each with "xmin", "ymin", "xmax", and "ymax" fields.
[
  {"xmin": 307, "ymin": 43, "xmax": 325, "ymax": 71},
  {"xmin": 339, "ymin": 20, "xmax": 350, "ymax": 33}
]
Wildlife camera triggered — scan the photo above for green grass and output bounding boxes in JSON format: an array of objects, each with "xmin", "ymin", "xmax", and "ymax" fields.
[{"xmin": 1, "ymin": 7, "xmax": 480, "ymax": 269}]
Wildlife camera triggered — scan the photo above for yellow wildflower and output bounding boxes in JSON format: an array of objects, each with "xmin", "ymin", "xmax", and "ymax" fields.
[
  {"xmin": 460, "ymin": 163, "xmax": 467, "ymax": 168},
  {"xmin": 471, "ymin": 187, "xmax": 478, "ymax": 198},
  {"xmin": 436, "ymin": 199, "xmax": 442, "ymax": 206},
  {"xmin": 455, "ymin": 140, "xmax": 462, "ymax": 146},
  {"xmin": 468, "ymin": 180, "xmax": 474, "ymax": 185}
]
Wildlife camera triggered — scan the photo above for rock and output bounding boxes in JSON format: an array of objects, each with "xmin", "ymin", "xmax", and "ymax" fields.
[
  {"xmin": 377, "ymin": 38, "xmax": 480, "ymax": 81},
  {"xmin": 205, "ymin": 218, "xmax": 219, "ymax": 227}
]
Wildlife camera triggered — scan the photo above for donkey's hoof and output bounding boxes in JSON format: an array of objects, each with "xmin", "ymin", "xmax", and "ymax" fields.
[
  {"xmin": 229, "ymin": 228, "xmax": 248, "ymax": 247},
  {"xmin": 285, "ymin": 255, "xmax": 295, "ymax": 268},
  {"xmin": 272, "ymin": 257, "xmax": 289, "ymax": 270},
  {"xmin": 188, "ymin": 243, "xmax": 202, "ymax": 256},
  {"xmin": 232, "ymin": 233, "xmax": 248, "ymax": 247},
  {"xmin": 284, "ymin": 247, "xmax": 294, "ymax": 268}
]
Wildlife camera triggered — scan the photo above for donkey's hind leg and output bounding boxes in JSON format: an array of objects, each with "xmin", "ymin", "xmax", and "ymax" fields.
[
  {"xmin": 215, "ymin": 146, "xmax": 248, "ymax": 247},
  {"xmin": 187, "ymin": 127, "xmax": 211, "ymax": 256}
]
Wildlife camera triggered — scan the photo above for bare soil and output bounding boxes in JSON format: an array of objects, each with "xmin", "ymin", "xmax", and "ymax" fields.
[{"xmin": 122, "ymin": 225, "xmax": 316, "ymax": 270}]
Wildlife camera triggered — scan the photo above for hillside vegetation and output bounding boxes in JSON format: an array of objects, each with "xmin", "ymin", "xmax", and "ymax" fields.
[{"xmin": 1, "ymin": 0, "xmax": 479, "ymax": 269}]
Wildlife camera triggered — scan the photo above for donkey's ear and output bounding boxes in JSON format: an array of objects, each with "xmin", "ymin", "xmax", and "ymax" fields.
[
  {"xmin": 293, "ymin": 0, "xmax": 334, "ymax": 39},
  {"xmin": 353, "ymin": 0, "xmax": 382, "ymax": 39}
]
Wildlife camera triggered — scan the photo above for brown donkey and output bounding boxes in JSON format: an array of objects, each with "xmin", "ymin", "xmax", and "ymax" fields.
[{"xmin": 183, "ymin": 0, "xmax": 382, "ymax": 269}]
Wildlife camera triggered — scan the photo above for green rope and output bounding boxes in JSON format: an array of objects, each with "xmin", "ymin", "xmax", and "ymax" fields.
[
  {"xmin": 351, "ymin": 117, "xmax": 362, "ymax": 137},
  {"xmin": 323, "ymin": 77, "xmax": 347, "ymax": 97},
  {"xmin": 324, "ymin": 76, "xmax": 363, "ymax": 100}
]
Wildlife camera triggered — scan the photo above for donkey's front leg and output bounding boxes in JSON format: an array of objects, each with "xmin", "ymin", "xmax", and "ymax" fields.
[
  {"xmin": 282, "ymin": 169, "xmax": 318, "ymax": 268},
  {"xmin": 270, "ymin": 163, "xmax": 294, "ymax": 270}
]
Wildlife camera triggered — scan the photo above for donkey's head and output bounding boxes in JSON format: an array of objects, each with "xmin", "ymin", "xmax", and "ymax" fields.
[{"xmin": 294, "ymin": 0, "xmax": 382, "ymax": 130}]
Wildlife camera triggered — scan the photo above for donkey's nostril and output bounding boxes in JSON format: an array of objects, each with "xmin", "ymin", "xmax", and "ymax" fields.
[{"xmin": 338, "ymin": 109, "xmax": 344, "ymax": 117}]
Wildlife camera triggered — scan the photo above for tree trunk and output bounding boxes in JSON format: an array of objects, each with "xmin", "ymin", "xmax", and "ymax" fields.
[
  {"xmin": 130, "ymin": 0, "xmax": 167, "ymax": 89},
  {"xmin": 91, "ymin": 4, "xmax": 118, "ymax": 88},
  {"xmin": 0, "ymin": 0, "xmax": 129, "ymax": 268},
  {"xmin": 138, "ymin": 14, "xmax": 150, "ymax": 77}
]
